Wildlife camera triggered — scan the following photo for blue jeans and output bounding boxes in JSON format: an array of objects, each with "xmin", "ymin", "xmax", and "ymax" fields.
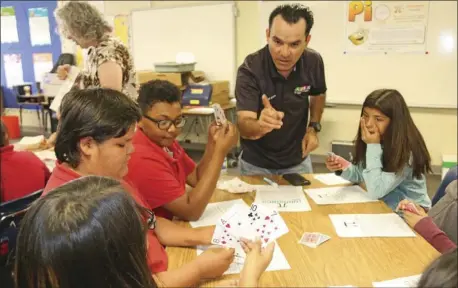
[
  {"xmin": 432, "ymin": 166, "xmax": 458, "ymax": 206},
  {"xmin": 240, "ymin": 156, "xmax": 314, "ymax": 176}
]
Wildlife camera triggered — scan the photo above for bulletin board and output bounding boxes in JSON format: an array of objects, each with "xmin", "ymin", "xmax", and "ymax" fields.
[
  {"xmin": 259, "ymin": 1, "xmax": 457, "ymax": 108},
  {"xmin": 0, "ymin": 0, "xmax": 62, "ymax": 109}
]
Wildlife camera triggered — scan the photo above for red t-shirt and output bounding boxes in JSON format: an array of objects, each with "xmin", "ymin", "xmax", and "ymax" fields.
[
  {"xmin": 0, "ymin": 145, "xmax": 50, "ymax": 203},
  {"xmin": 126, "ymin": 129, "xmax": 196, "ymax": 220},
  {"xmin": 43, "ymin": 162, "xmax": 168, "ymax": 273}
]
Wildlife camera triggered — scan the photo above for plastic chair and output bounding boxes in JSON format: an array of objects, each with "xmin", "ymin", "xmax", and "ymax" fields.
[{"xmin": 0, "ymin": 189, "xmax": 43, "ymax": 287}]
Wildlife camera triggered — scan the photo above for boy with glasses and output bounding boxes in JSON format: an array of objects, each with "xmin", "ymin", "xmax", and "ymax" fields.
[{"xmin": 126, "ymin": 80, "xmax": 239, "ymax": 221}]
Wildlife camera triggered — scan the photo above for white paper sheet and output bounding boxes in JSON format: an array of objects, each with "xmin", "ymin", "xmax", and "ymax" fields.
[
  {"xmin": 329, "ymin": 214, "xmax": 416, "ymax": 238},
  {"xmin": 28, "ymin": 8, "xmax": 52, "ymax": 46},
  {"xmin": 33, "ymin": 149, "xmax": 56, "ymax": 161},
  {"xmin": 50, "ymin": 66, "xmax": 81, "ymax": 112},
  {"xmin": 255, "ymin": 185, "xmax": 311, "ymax": 212},
  {"xmin": 1, "ymin": 7, "xmax": 19, "ymax": 43},
  {"xmin": 42, "ymin": 73, "xmax": 65, "ymax": 96},
  {"xmin": 314, "ymin": 173, "xmax": 352, "ymax": 185},
  {"xmin": 189, "ymin": 199, "xmax": 248, "ymax": 228},
  {"xmin": 33, "ymin": 53, "xmax": 54, "ymax": 82},
  {"xmin": 373, "ymin": 274, "xmax": 422, "ymax": 287},
  {"xmin": 33, "ymin": 149, "xmax": 57, "ymax": 171},
  {"xmin": 305, "ymin": 186, "xmax": 378, "ymax": 205},
  {"xmin": 196, "ymin": 241, "xmax": 290, "ymax": 275},
  {"xmin": 3, "ymin": 54, "xmax": 24, "ymax": 87}
]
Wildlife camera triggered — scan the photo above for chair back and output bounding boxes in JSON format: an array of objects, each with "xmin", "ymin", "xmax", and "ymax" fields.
[
  {"xmin": 50, "ymin": 53, "xmax": 76, "ymax": 73},
  {"xmin": 0, "ymin": 189, "xmax": 43, "ymax": 285}
]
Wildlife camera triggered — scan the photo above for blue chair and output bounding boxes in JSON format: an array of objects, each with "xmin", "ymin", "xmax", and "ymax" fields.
[
  {"xmin": 432, "ymin": 166, "xmax": 458, "ymax": 206},
  {"xmin": 0, "ymin": 189, "xmax": 43, "ymax": 287}
]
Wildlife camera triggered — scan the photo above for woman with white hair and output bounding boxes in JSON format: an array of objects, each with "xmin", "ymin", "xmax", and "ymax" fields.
[{"xmin": 54, "ymin": 1, "xmax": 137, "ymax": 99}]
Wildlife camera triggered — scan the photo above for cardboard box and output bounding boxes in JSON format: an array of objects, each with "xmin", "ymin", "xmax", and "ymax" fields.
[
  {"xmin": 210, "ymin": 81, "xmax": 229, "ymax": 105},
  {"xmin": 137, "ymin": 71, "xmax": 183, "ymax": 87},
  {"xmin": 211, "ymin": 91, "xmax": 229, "ymax": 105},
  {"xmin": 137, "ymin": 70, "xmax": 206, "ymax": 87},
  {"xmin": 210, "ymin": 81, "xmax": 229, "ymax": 95}
]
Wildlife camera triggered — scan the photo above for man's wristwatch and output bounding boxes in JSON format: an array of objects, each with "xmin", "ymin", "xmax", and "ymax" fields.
[{"xmin": 308, "ymin": 122, "xmax": 322, "ymax": 133}]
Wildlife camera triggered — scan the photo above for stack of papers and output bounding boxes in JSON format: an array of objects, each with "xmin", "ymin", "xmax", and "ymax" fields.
[
  {"xmin": 217, "ymin": 177, "xmax": 258, "ymax": 194},
  {"xmin": 314, "ymin": 173, "xmax": 351, "ymax": 185},
  {"xmin": 372, "ymin": 274, "xmax": 422, "ymax": 287},
  {"xmin": 17, "ymin": 135, "xmax": 45, "ymax": 150},
  {"xmin": 255, "ymin": 185, "xmax": 312, "ymax": 212},
  {"xmin": 33, "ymin": 149, "xmax": 56, "ymax": 161},
  {"xmin": 329, "ymin": 214, "xmax": 416, "ymax": 238},
  {"xmin": 196, "ymin": 242, "xmax": 290, "ymax": 275},
  {"xmin": 305, "ymin": 186, "xmax": 377, "ymax": 205}
]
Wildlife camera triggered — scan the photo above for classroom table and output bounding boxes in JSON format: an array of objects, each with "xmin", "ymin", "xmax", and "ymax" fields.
[{"xmin": 166, "ymin": 174, "xmax": 441, "ymax": 287}]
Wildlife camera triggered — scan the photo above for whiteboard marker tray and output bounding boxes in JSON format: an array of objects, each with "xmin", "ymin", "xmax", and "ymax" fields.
[{"xmin": 154, "ymin": 62, "xmax": 196, "ymax": 73}]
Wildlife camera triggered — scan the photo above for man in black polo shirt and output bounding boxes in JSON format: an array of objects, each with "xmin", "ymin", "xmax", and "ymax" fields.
[{"xmin": 236, "ymin": 4, "xmax": 326, "ymax": 175}]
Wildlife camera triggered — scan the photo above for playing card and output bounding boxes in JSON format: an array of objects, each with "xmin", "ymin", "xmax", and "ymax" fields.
[
  {"xmin": 211, "ymin": 224, "xmax": 246, "ymax": 258},
  {"xmin": 299, "ymin": 232, "xmax": 331, "ymax": 248},
  {"xmin": 211, "ymin": 223, "xmax": 238, "ymax": 247},
  {"xmin": 327, "ymin": 152, "xmax": 336, "ymax": 159},
  {"xmin": 248, "ymin": 203, "xmax": 289, "ymax": 244},
  {"xmin": 219, "ymin": 204, "xmax": 257, "ymax": 240},
  {"xmin": 212, "ymin": 103, "xmax": 227, "ymax": 125}
]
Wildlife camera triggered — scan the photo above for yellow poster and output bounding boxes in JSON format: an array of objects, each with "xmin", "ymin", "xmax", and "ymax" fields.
[{"xmin": 114, "ymin": 15, "xmax": 129, "ymax": 46}]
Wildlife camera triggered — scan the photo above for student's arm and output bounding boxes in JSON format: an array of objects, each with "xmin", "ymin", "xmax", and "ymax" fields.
[
  {"xmin": 187, "ymin": 125, "xmax": 218, "ymax": 186},
  {"xmin": 361, "ymin": 144, "xmax": 409, "ymax": 199},
  {"xmin": 155, "ymin": 262, "xmax": 202, "ymax": 287},
  {"xmin": 167, "ymin": 124, "xmax": 237, "ymax": 221},
  {"xmin": 166, "ymin": 151, "xmax": 224, "ymax": 221},
  {"xmin": 154, "ymin": 217, "xmax": 212, "ymax": 247},
  {"xmin": 340, "ymin": 164, "xmax": 364, "ymax": 184},
  {"xmin": 156, "ymin": 246, "xmax": 234, "ymax": 287},
  {"xmin": 414, "ymin": 217, "xmax": 457, "ymax": 254}
]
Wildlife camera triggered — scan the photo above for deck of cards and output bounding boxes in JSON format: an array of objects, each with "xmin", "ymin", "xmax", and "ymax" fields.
[
  {"xmin": 299, "ymin": 232, "xmax": 331, "ymax": 248},
  {"xmin": 211, "ymin": 203, "xmax": 289, "ymax": 250}
]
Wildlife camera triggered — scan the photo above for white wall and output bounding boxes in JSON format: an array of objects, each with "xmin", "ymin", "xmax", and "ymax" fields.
[{"xmin": 49, "ymin": 0, "xmax": 456, "ymax": 167}]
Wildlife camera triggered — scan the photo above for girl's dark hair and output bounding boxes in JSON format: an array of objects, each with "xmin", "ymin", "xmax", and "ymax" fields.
[
  {"xmin": 14, "ymin": 176, "xmax": 157, "ymax": 288},
  {"xmin": 353, "ymin": 89, "xmax": 432, "ymax": 179},
  {"xmin": 55, "ymin": 88, "xmax": 141, "ymax": 168},
  {"xmin": 418, "ymin": 248, "xmax": 457, "ymax": 288}
]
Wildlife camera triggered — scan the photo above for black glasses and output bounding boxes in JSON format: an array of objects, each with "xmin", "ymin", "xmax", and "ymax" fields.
[
  {"xmin": 138, "ymin": 205, "xmax": 156, "ymax": 230},
  {"xmin": 143, "ymin": 114, "xmax": 186, "ymax": 131}
]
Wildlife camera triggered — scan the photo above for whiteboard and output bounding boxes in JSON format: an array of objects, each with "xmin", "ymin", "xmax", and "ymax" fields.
[
  {"xmin": 259, "ymin": 1, "xmax": 457, "ymax": 108},
  {"xmin": 130, "ymin": 3, "xmax": 236, "ymax": 95}
]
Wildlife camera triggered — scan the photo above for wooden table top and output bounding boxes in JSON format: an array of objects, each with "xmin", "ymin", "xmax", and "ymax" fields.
[{"xmin": 166, "ymin": 174, "xmax": 440, "ymax": 287}]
